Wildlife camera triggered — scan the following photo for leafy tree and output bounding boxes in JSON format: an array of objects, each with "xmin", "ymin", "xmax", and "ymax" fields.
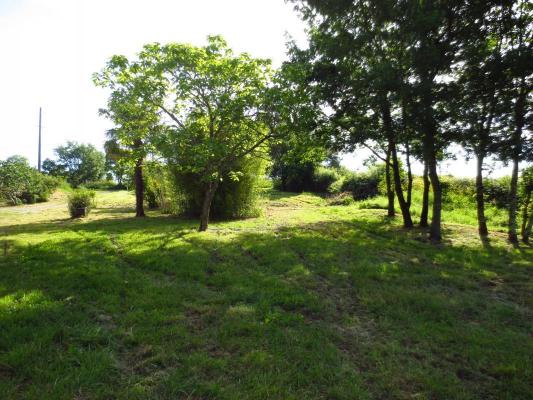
[
  {"xmin": 48, "ymin": 142, "xmax": 105, "ymax": 187},
  {"xmin": 290, "ymin": 0, "xmax": 501, "ymax": 241},
  {"xmin": 136, "ymin": 36, "xmax": 279, "ymax": 231},
  {"xmin": 288, "ymin": 0, "xmax": 416, "ymax": 228},
  {"xmin": 452, "ymin": 4, "xmax": 507, "ymax": 236},
  {"xmin": 94, "ymin": 57, "xmax": 161, "ymax": 217},
  {"xmin": 268, "ymin": 51, "xmax": 329, "ymax": 193},
  {"xmin": 497, "ymin": 0, "xmax": 533, "ymax": 243},
  {"xmin": 103, "ymin": 135, "xmax": 131, "ymax": 188}
]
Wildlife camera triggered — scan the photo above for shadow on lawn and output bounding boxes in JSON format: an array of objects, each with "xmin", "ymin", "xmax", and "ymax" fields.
[{"xmin": 1, "ymin": 213, "xmax": 532, "ymax": 399}]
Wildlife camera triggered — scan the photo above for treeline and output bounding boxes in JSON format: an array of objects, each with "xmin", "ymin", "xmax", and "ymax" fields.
[
  {"xmin": 284, "ymin": 0, "xmax": 532, "ymax": 243},
  {"xmin": 89, "ymin": 1, "xmax": 531, "ymax": 243}
]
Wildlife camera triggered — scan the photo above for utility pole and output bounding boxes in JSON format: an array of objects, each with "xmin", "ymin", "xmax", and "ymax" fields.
[{"xmin": 38, "ymin": 107, "xmax": 42, "ymax": 172}]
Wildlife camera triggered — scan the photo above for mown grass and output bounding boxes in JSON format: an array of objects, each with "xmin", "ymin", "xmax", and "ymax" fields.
[{"xmin": 0, "ymin": 189, "xmax": 531, "ymax": 399}]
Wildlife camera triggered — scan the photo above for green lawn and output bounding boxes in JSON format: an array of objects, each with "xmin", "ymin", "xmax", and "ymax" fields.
[{"xmin": 0, "ymin": 190, "xmax": 531, "ymax": 399}]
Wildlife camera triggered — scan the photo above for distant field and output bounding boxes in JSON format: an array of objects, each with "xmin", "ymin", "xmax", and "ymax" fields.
[{"xmin": 0, "ymin": 190, "xmax": 531, "ymax": 399}]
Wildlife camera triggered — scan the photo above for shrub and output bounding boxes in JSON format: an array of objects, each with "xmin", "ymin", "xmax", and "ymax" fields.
[
  {"xmin": 68, "ymin": 189, "xmax": 96, "ymax": 218},
  {"xmin": 341, "ymin": 172, "xmax": 379, "ymax": 200},
  {"xmin": 273, "ymin": 162, "xmax": 316, "ymax": 192},
  {"xmin": 485, "ymin": 176, "xmax": 512, "ymax": 209},
  {"xmin": 312, "ymin": 166, "xmax": 340, "ymax": 193},
  {"xmin": 170, "ymin": 156, "xmax": 266, "ymax": 219},
  {"xmin": 84, "ymin": 180, "xmax": 119, "ymax": 190},
  {"xmin": 327, "ymin": 192, "xmax": 355, "ymax": 206},
  {"xmin": 0, "ymin": 156, "xmax": 60, "ymax": 205}
]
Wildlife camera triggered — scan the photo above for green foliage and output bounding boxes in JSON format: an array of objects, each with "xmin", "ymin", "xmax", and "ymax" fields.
[
  {"xmin": 143, "ymin": 162, "xmax": 177, "ymax": 214},
  {"xmin": 171, "ymin": 157, "xmax": 267, "ymax": 219},
  {"xmin": 83, "ymin": 180, "xmax": 120, "ymax": 190},
  {"xmin": 311, "ymin": 166, "xmax": 340, "ymax": 193},
  {"xmin": 46, "ymin": 142, "xmax": 106, "ymax": 187},
  {"xmin": 67, "ymin": 188, "xmax": 95, "ymax": 218},
  {"xmin": 0, "ymin": 156, "xmax": 59, "ymax": 205},
  {"xmin": 341, "ymin": 169, "xmax": 382, "ymax": 201}
]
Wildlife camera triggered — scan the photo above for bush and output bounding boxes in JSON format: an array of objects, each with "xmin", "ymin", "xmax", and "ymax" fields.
[
  {"xmin": 84, "ymin": 180, "xmax": 119, "ymax": 190},
  {"xmin": 485, "ymin": 176, "xmax": 512, "ymax": 209},
  {"xmin": 0, "ymin": 156, "xmax": 60, "ymax": 205},
  {"xmin": 170, "ymin": 156, "xmax": 266, "ymax": 219},
  {"xmin": 341, "ymin": 172, "xmax": 380, "ymax": 200},
  {"xmin": 312, "ymin": 167, "xmax": 340, "ymax": 193},
  {"xmin": 68, "ymin": 189, "xmax": 95, "ymax": 218},
  {"xmin": 273, "ymin": 162, "xmax": 316, "ymax": 192},
  {"xmin": 327, "ymin": 192, "xmax": 355, "ymax": 206}
]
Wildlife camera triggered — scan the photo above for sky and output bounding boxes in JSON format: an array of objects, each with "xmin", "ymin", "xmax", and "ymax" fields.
[{"xmin": 0, "ymin": 0, "xmax": 516, "ymax": 178}]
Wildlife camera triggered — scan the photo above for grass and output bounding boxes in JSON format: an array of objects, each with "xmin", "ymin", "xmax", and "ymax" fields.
[{"xmin": 0, "ymin": 189, "xmax": 531, "ymax": 399}]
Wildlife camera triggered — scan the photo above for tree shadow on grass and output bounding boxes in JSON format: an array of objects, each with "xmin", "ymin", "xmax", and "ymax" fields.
[{"xmin": 1, "ymin": 214, "xmax": 532, "ymax": 399}]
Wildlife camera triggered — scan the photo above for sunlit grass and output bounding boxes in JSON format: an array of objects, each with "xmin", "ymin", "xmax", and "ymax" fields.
[{"xmin": 0, "ymin": 189, "xmax": 531, "ymax": 399}]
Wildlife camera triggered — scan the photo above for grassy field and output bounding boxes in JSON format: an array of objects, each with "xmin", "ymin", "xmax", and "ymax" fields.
[{"xmin": 0, "ymin": 189, "xmax": 532, "ymax": 399}]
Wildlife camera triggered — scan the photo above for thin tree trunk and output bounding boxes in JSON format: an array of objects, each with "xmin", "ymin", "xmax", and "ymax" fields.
[
  {"xmin": 475, "ymin": 152, "xmax": 488, "ymax": 236},
  {"xmin": 391, "ymin": 142, "xmax": 413, "ymax": 228},
  {"xmin": 521, "ymin": 191, "xmax": 533, "ymax": 243},
  {"xmin": 419, "ymin": 72, "xmax": 442, "ymax": 242},
  {"xmin": 427, "ymin": 152, "xmax": 442, "ymax": 242},
  {"xmin": 508, "ymin": 157, "xmax": 520, "ymax": 243},
  {"xmin": 405, "ymin": 142, "xmax": 413, "ymax": 209},
  {"xmin": 508, "ymin": 75, "xmax": 526, "ymax": 244},
  {"xmin": 420, "ymin": 161, "xmax": 430, "ymax": 228},
  {"xmin": 380, "ymin": 97, "xmax": 413, "ymax": 228},
  {"xmin": 199, "ymin": 181, "xmax": 219, "ymax": 232},
  {"xmin": 134, "ymin": 157, "xmax": 145, "ymax": 218},
  {"xmin": 385, "ymin": 148, "xmax": 395, "ymax": 217}
]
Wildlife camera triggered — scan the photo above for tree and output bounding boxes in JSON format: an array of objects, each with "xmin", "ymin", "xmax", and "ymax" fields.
[
  {"xmin": 48, "ymin": 142, "xmax": 105, "ymax": 187},
  {"xmin": 453, "ymin": 4, "xmax": 506, "ymax": 236},
  {"xmin": 94, "ymin": 57, "xmax": 161, "ymax": 217},
  {"xmin": 290, "ymin": 0, "xmax": 500, "ymax": 241},
  {"xmin": 103, "ymin": 134, "xmax": 130, "ymax": 188},
  {"xmin": 136, "ymin": 36, "xmax": 278, "ymax": 231},
  {"xmin": 497, "ymin": 0, "xmax": 533, "ymax": 243},
  {"xmin": 288, "ymin": 0, "xmax": 416, "ymax": 228}
]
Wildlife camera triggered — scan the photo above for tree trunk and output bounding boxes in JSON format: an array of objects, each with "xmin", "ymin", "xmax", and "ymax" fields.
[
  {"xmin": 475, "ymin": 152, "xmax": 488, "ymax": 236},
  {"xmin": 420, "ymin": 161, "xmax": 430, "ymax": 228},
  {"xmin": 380, "ymin": 97, "xmax": 413, "ymax": 228},
  {"xmin": 199, "ymin": 181, "xmax": 219, "ymax": 232},
  {"xmin": 508, "ymin": 76, "xmax": 526, "ymax": 244},
  {"xmin": 521, "ymin": 190, "xmax": 532, "ymax": 243},
  {"xmin": 134, "ymin": 157, "xmax": 145, "ymax": 218},
  {"xmin": 390, "ymin": 143, "xmax": 413, "ymax": 228},
  {"xmin": 405, "ymin": 142, "xmax": 413, "ymax": 209},
  {"xmin": 419, "ymin": 73, "xmax": 442, "ymax": 242},
  {"xmin": 385, "ymin": 148, "xmax": 395, "ymax": 217},
  {"xmin": 508, "ymin": 157, "xmax": 520, "ymax": 243},
  {"xmin": 427, "ymin": 151, "xmax": 442, "ymax": 242}
]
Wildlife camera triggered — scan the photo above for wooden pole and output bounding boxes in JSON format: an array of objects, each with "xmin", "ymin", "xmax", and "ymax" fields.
[{"xmin": 38, "ymin": 107, "xmax": 42, "ymax": 172}]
